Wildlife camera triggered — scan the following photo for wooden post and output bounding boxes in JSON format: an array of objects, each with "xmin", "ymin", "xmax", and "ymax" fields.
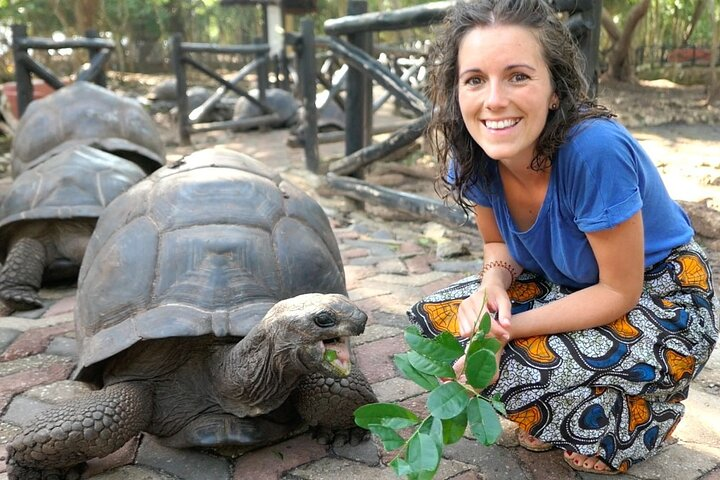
[
  {"xmin": 84, "ymin": 29, "xmax": 107, "ymax": 87},
  {"xmin": 344, "ymin": 0, "xmax": 372, "ymax": 212},
  {"xmin": 300, "ymin": 17, "xmax": 319, "ymax": 173},
  {"xmin": 11, "ymin": 24, "xmax": 33, "ymax": 118},
  {"xmin": 171, "ymin": 33, "xmax": 191, "ymax": 145}
]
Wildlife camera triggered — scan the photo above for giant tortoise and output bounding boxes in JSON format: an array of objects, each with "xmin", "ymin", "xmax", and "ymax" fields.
[
  {"xmin": 11, "ymin": 81, "xmax": 166, "ymax": 177},
  {"xmin": 0, "ymin": 145, "xmax": 147, "ymax": 311},
  {"xmin": 6, "ymin": 147, "xmax": 377, "ymax": 480},
  {"xmin": 232, "ymin": 87, "xmax": 300, "ymax": 131}
]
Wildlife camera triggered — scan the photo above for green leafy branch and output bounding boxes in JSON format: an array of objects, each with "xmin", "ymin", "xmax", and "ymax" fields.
[{"xmin": 354, "ymin": 313, "xmax": 506, "ymax": 479}]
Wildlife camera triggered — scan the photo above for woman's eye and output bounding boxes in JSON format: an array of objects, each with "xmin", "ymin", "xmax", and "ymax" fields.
[
  {"xmin": 465, "ymin": 77, "xmax": 483, "ymax": 86},
  {"xmin": 511, "ymin": 73, "xmax": 530, "ymax": 82}
]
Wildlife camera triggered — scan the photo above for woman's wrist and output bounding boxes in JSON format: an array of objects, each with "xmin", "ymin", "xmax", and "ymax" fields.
[{"xmin": 480, "ymin": 260, "xmax": 518, "ymax": 287}]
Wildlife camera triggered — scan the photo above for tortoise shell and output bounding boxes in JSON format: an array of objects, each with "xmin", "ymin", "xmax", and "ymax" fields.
[
  {"xmin": 11, "ymin": 81, "xmax": 166, "ymax": 178},
  {"xmin": 0, "ymin": 145, "xmax": 147, "ymax": 260},
  {"xmin": 73, "ymin": 147, "xmax": 346, "ymax": 381},
  {"xmin": 232, "ymin": 88, "xmax": 300, "ymax": 129}
]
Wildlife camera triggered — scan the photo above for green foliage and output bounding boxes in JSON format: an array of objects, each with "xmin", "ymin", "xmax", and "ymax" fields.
[{"xmin": 354, "ymin": 315, "xmax": 504, "ymax": 479}]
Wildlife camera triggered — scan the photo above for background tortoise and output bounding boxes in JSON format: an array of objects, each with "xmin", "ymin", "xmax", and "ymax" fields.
[
  {"xmin": 0, "ymin": 145, "xmax": 148, "ymax": 311},
  {"xmin": 6, "ymin": 147, "xmax": 377, "ymax": 480},
  {"xmin": 10, "ymin": 81, "xmax": 166, "ymax": 178},
  {"xmin": 232, "ymin": 87, "xmax": 300, "ymax": 131}
]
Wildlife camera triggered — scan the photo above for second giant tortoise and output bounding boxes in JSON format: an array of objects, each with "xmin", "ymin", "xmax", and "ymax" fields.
[
  {"xmin": 11, "ymin": 81, "xmax": 166, "ymax": 177},
  {"xmin": 6, "ymin": 147, "xmax": 377, "ymax": 480},
  {"xmin": 0, "ymin": 145, "xmax": 147, "ymax": 311},
  {"xmin": 232, "ymin": 87, "xmax": 300, "ymax": 130}
]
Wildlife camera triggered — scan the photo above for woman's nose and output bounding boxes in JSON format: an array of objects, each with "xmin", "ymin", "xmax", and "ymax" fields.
[{"xmin": 485, "ymin": 80, "xmax": 508, "ymax": 110}]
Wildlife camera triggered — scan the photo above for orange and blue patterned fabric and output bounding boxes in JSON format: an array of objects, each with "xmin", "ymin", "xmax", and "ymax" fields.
[{"xmin": 408, "ymin": 241, "xmax": 718, "ymax": 471}]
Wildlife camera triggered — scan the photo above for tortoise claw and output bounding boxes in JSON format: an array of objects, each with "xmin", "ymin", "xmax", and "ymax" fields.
[
  {"xmin": 0, "ymin": 286, "xmax": 43, "ymax": 311},
  {"xmin": 311, "ymin": 425, "xmax": 370, "ymax": 447}
]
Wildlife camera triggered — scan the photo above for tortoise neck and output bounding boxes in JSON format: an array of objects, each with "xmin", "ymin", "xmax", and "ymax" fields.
[{"xmin": 213, "ymin": 325, "xmax": 308, "ymax": 417}]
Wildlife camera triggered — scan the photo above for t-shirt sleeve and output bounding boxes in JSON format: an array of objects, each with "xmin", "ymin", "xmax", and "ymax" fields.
[
  {"xmin": 446, "ymin": 158, "xmax": 492, "ymax": 207},
  {"xmin": 564, "ymin": 121, "xmax": 643, "ymax": 232}
]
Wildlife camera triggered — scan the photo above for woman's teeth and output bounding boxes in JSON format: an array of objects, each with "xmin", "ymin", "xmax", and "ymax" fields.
[{"xmin": 485, "ymin": 119, "xmax": 519, "ymax": 129}]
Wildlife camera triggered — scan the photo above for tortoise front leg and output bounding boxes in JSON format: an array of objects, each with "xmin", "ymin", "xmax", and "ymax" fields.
[
  {"xmin": 294, "ymin": 367, "xmax": 377, "ymax": 446},
  {"xmin": 6, "ymin": 382, "xmax": 153, "ymax": 480},
  {"xmin": 0, "ymin": 237, "xmax": 46, "ymax": 311}
]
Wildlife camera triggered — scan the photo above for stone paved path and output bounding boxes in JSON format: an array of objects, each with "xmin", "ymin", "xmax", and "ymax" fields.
[{"xmin": 1, "ymin": 125, "xmax": 720, "ymax": 479}]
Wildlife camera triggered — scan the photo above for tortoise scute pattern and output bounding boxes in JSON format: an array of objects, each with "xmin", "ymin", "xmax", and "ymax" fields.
[
  {"xmin": 10, "ymin": 81, "xmax": 165, "ymax": 177},
  {"xmin": 0, "ymin": 146, "xmax": 150, "ymax": 311},
  {"xmin": 74, "ymin": 150, "xmax": 347, "ymax": 371}
]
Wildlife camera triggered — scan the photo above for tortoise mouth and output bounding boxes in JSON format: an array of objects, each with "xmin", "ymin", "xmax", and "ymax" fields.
[{"xmin": 319, "ymin": 336, "xmax": 352, "ymax": 376}]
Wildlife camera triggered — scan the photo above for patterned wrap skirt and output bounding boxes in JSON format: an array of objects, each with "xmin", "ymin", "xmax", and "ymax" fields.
[{"xmin": 407, "ymin": 240, "xmax": 719, "ymax": 472}]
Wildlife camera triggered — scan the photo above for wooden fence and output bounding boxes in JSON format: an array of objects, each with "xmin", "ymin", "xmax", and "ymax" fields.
[{"xmin": 9, "ymin": 25, "xmax": 114, "ymax": 117}]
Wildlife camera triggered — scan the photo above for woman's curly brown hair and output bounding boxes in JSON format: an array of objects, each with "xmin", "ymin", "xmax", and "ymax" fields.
[{"xmin": 426, "ymin": 0, "xmax": 613, "ymax": 213}]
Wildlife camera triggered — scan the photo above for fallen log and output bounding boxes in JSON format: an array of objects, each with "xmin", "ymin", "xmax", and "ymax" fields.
[{"xmin": 324, "ymin": 173, "xmax": 474, "ymax": 232}]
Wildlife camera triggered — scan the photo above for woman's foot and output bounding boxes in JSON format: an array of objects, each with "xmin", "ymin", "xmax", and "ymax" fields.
[
  {"xmin": 563, "ymin": 450, "xmax": 617, "ymax": 475},
  {"xmin": 516, "ymin": 428, "xmax": 553, "ymax": 452}
]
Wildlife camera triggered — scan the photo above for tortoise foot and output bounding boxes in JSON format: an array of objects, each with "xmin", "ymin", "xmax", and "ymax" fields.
[
  {"xmin": 312, "ymin": 424, "xmax": 370, "ymax": 447},
  {"xmin": 0, "ymin": 286, "xmax": 43, "ymax": 311},
  {"xmin": 6, "ymin": 461, "xmax": 84, "ymax": 480}
]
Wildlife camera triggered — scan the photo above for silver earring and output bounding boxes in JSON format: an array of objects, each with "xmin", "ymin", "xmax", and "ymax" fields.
[{"xmin": 551, "ymin": 103, "xmax": 558, "ymax": 110}]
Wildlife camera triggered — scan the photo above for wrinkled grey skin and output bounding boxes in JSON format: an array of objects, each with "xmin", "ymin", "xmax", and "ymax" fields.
[{"xmin": 5, "ymin": 149, "xmax": 377, "ymax": 480}]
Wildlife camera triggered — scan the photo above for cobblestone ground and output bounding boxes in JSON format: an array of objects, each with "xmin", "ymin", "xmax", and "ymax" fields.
[{"xmin": 1, "ymin": 123, "xmax": 720, "ymax": 479}]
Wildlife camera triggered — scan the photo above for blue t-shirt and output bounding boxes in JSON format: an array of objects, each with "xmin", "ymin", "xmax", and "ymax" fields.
[{"xmin": 459, "ymin": 118, "xmax": 693, "ymax": 289}]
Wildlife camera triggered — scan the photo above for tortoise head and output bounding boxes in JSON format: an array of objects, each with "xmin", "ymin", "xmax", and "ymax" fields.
[{"xmin": 260, "ymin": 293, "xmax": 367, "ymax": 377}]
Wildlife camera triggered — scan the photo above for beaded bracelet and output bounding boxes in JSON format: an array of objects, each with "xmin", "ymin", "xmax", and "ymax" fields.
[{"xmin": 481, "ymin": 260, "xmax": 518, "ymax": 283}]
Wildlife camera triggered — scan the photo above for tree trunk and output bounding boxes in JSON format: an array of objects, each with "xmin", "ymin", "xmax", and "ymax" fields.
[
  {"xmin": 684, "ymin": 0, "xmax": 709, "ymax": 44},
  {"xmin": 605, "ymin": 0, "xmax": 650, "ymax": 83},
  {"xmin": 601, "ymin": 8, "xmax": 621, "ymax": 43},
  {"xmin": 708, "ymin": 0, "xmax": 719, "ymax": 104},
  {"xmin": 74, "ymin": 0, "xmax": 100, "ymax": 33},
  {"xmin": 49, "ymin": 0, "xmax": 72, "ymax": 33}
]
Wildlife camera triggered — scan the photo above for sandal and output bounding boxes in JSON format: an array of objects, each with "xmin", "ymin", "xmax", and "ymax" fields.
[
  {"xmin": 563, "ymin": 450, "xmax": 619, "ymax": 475},
  {"xmin": 515, "ymin": 427, "xmax": 553, "ymax": 452}
]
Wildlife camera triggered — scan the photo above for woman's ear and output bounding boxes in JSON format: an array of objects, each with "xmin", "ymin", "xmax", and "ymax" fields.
[{"xmin": 550, "ymin": 92, "xmax": 560, "ymax": 110}]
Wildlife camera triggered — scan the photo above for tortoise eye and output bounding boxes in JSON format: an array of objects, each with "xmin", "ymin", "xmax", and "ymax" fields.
[{"xmin": 314, "ymin": 312, "xmax": 336, "ymax": 328}]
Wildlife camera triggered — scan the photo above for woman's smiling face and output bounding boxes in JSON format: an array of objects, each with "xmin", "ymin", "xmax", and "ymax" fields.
[{"xmin": 457, "ymin": 24, "xmax": 558, "ymax": 166}]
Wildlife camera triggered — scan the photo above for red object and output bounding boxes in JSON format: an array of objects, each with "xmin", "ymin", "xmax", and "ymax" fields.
[
  {"xmin": 2, "ymin": 80, "xmax": 56, "ymax": 119},
  {"xmin": 667, "ymin": 47, "xmax": 712, "ymax": 64}
]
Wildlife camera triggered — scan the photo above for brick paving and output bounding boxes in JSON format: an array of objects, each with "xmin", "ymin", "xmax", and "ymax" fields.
[{"xmin": 1, "ymin": 127, "xmax": 720, "ymax": 479}]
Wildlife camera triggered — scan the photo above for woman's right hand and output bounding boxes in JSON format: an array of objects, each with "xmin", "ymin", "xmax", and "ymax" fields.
[{"xmin": 456, "ymin": 284, "xmax": 512, "ymax": 340}]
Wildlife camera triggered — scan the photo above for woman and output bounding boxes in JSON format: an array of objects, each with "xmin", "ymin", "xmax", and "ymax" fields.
[{"xmin": 407, "ymin": 0, "xmax": 719, "ymax": 474}]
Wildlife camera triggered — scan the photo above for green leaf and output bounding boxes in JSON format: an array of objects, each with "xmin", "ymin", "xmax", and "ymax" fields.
[
  {"xmin": 441, "ymin": 410, "xmax": 468, "ymax": 445},
  {"xmin": 394, "ymin": 353, "xmax": 440, "ymax": 391},
  {"xmin": 367, "ymin": 424, "xmax": 406, "ymax": 451},
  {"xmin": 491, "ymin": 394, "xmax": 507, "ymax": 416},
  {"xmin": 390, "ymin": 457, "xmax": 414, "ymax": 477},
  {"xmin": 323, "ymin": 349, "xmax": 338, "ymax": 363},
  {"xmin": 407, "ymin": 432, "xmax": 441, "ymax": 474},
  {"xmin": 478, "ymin": 312, "xmax": 492, "ymax": 335},
  {"xmin": 466, "ymin": 336, "xmax": 502, "ymax": 358},
  {"xmin": 427, "ymin": 381, "xmax": 470, "ymax": 419},
  {"xmin": 418, "ymin": 416, "xmax": 444, "ymax": 456},
  {"xmin": 407, "ymin": 350, "xmax": 455, "ymax": 379},
  {"xmin": 354, "ymin": 403, "xmax": 420, "ymax": 430},
  {"xmin": 404, "ymin": 326, "xmax": 464, "ymax": 364},
  {"xmin": 467, "ymin": 397, "xmax": 503, "ymax": 446},
  {"xmin": 464, "ymin": 348, "xmax": 497, "ymax": 390}
]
